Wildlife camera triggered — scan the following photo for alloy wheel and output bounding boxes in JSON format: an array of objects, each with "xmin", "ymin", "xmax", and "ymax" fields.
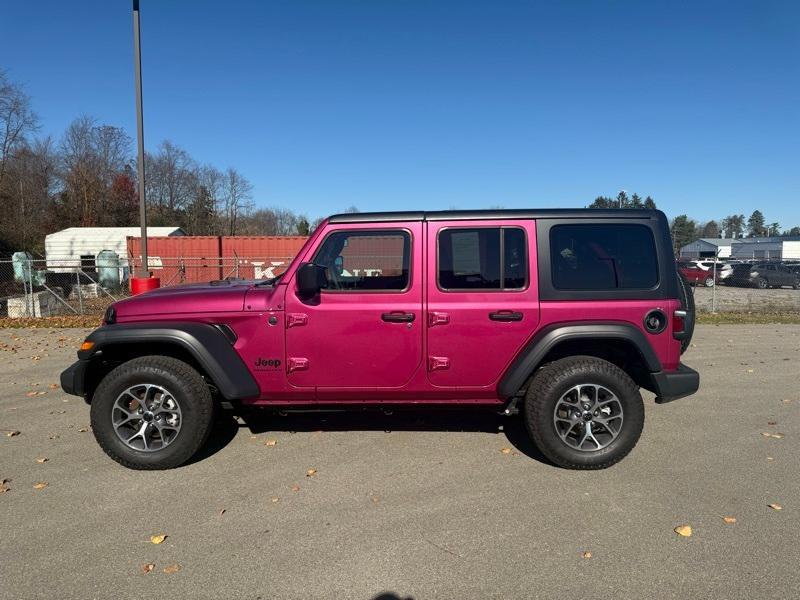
[
  {"xmin": 112, "ymin": 384, "xmax": 182, "ymax": 452},
  {"xmin": 553, "ymin": 383, "xmax": 624, "ymax": 452}
]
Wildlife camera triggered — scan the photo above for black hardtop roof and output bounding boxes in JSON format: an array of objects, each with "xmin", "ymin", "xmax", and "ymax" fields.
[{"xmin": 328, "ymin": 208, "xmax": 663, "ymax": 224}]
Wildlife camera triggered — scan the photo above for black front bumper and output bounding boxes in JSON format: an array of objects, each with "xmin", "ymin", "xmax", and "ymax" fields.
[
  {"xmin": 650, "ymin": 363, "xmax": 700, "ymax": 404},
  {"xmin": 60, "ymin": 360, "xmax": 88, "ymax": 398}
]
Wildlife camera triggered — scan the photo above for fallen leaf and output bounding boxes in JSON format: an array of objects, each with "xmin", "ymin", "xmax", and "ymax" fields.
[
  {"xmin": 500, "ymin": 447, "xmax": 512, "ymax": 455},
  {"xmin": 306, "ymin": 468, "xmax": 317, "ymax": 477},
  {"xmin": 150, "ymin": 534, "xmax": 167, "ymax": 544},
  {"xmin": 48, "ymin": 434, "xmax": 60, "ymax": 440},
  {"xmin": 768, "ymin": 503, "xmax": 783, "ymax": 511},
  {"xmin": 674, "ymin": 525, "xmax": 692, "ymax": 537},
  {"xmin": 722, "ymin": 516, "xmax": 737, "ymax": 524},
  {"xmin": 264, "ymin": 439, "xmax": 277, "ymax": 447},
  {"xmin": 767, "ymin": 421, "xmax": 777, "ymax": 426},
  {"xmin": 49, "ymin": 384, "xmax": 59, "ymax": 389},
  {"xmin": 767, "ymin": 456, "xmax": 774, "ymax": 461},
  {"xmin": 5, "ymin": 430, "xmax": 20, "ymax": 437},
  {"xmin": 290, "ymin": 484, "xmax": 300, "ymax": 492},
  {"xmin": 35, "ymin": 457, "xmax": 48, "ymax": 464},
  {"xmin": 761, "ymin": 432, "xmax": 771, "ymax": 437},
  {"xmin": 746, "ymin": 369, "xmax": 754, "ymax": 373},
  {"xmin": 582, "ymin": 551, "xmax": 592, "ymax": 559},
  {"xmin": 770, "ymin": 433, "xmax": 784, "ymax": 439},
  {"xmin": 33, "ymin": 482, "xmax": 48, "ymax": 490},
  {"xmin": 271, "ymin": 497, "xmax": 280, "ymax": 503},
  {"xmin": 141, "ymin": 563, "xmax": 155, "ymax": 574},
  {"xmin": 370, "ymin": 495, "xmax": 380, "ymax": 503},
  {"xmin": 162, "ymin": 564, "xmax": 181, "ymax": 574},
  {"xmin": 218, "ymin": 509, "xmax": 226, "ymax": 517},
  {"xmin": 782, "ymin": 399, "xmax": 793, "ymax": 404},
  {"xmin": 77, "ymin": 427, "xmax": 89, "ymax": 433},
  {"xmin": 26, "ymin": 391, "xmax": 38, "ymax": 397}
]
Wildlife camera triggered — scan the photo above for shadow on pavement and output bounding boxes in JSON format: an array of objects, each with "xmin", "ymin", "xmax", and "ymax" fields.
[{"xmin": 191, "ymin": 405, "xmax": 553, "ymax": 466}]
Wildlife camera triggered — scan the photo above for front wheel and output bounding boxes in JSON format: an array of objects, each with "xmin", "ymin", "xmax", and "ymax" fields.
[
  {"xmin": 704, "ymin": 276, "xmax": 715, "ymax": 287},
  {"xmin": 756, "ymin": 277, "xmax": 768, "ymax": 289},
  {"xmin": 90, "ymin": 356, "xmax": 215, "ymax": 470},
  {"xmin": 523, "ymin": 356, "xmax": 645, "ymax": 469}
]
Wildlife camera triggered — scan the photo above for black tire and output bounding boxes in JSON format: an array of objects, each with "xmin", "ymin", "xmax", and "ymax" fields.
[
  {"xmin": 676, "ymin": 272, "xmax": 695, "ymax": 354},
  {"xmin": 523, "ymin": 356, "xmax": 645, "ymax": 469},
  {"xmin": 756, "ymin": 277, "xmax": 768, "ymax": 289},
  {"xmin": 90, "ymin": 356, "xmax": 214, "ymax": 470},
  {"xmin": 793, "ymin": 279, "xmax": 799, "ymax": 290}
]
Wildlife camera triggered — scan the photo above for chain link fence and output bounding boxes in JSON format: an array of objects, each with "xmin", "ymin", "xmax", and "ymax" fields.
[
  {"xmin": 1, "ymin": 255, "xmax": 798, "ymax": 319},
  {"xmin": 0, "ymin": 255, "xmax": 294, "ymax": 318}
]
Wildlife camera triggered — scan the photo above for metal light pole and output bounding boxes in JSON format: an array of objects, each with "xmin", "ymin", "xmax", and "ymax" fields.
[{"xmin": 133, "ymin": 0, "xmax": 149, "ymax": 277}]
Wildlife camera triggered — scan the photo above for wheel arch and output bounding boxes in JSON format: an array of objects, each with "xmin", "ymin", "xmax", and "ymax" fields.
[
  {"xmin": 78, "ymin": 322, "xmax": 260, "ymax": 402},
  {"xmin": 498, "ymin": 322, "xmax": 662, "ymax": 399}
]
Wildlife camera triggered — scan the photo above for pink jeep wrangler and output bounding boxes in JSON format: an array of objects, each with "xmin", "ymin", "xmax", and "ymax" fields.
[{"xmin": 61, "ymin": 209, "xmax": 698, "ymax": 470}]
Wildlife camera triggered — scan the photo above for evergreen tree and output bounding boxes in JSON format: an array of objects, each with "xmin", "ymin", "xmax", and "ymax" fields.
[
  {"xmin": 747, "ymin": 210, "xmax": 766, "ymax": 237},
  {"xmin": 670, "ymin": 215, "xmax": 698, "ymax": 254}
]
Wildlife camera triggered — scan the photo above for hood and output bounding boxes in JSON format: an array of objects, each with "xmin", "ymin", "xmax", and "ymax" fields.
[{"xmin": 113, "ymin": 281, "xmax": 255, "ymax": 319}]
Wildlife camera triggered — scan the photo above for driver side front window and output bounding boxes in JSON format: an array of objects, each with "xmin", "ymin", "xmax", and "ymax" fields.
[{"xmin": 312, "ymin": 230, "xmax": 411, "ymax": 292}]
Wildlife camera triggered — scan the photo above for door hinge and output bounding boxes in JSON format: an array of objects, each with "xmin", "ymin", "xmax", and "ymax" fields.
[
  {"xmin": 286, "ymin": 313, "xmax": 308, "ymax": 328},
  {"xmin": 428, "ymin": 311, "xmax": 450, "ymax": 327},
  {"xmin": 428, "ymin": 356, "xmax": 450, "ymax": 371},
  {"xmin": 287, "ymin": 357, "xmax": 309, "ymax": 372}
]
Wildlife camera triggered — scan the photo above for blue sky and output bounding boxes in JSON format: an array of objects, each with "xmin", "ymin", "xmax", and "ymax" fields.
[{"xmin": 2, "ymin": 0, "xmax": 799, "ymax": 226}]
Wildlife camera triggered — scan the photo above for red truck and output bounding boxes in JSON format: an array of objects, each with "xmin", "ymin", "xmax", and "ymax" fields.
[{"xmin": 61, "ymin": 209, "xmax": 699, "ymax": 470}]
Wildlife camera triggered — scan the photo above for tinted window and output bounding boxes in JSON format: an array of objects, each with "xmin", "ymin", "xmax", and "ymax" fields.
[
  {"xmin": 313, "ymin": 230, "xmax": 410, "ymax": 291},
  {"xmin": 550, "ymin": 224, "xmax": 658, "ymax": 290},
  {"xmin": 438, "ymin": 227, "xmax": 527, "ymax": 290}
]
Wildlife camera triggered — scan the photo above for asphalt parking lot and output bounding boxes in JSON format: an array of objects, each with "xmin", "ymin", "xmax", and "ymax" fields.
[{"xmin": 1, "ymin": 325, "xmax": 799, "ymax": 600}]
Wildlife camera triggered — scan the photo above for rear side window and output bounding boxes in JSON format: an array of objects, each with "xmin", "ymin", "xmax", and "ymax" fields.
[
  {"xmin": 438, "ymin": 227, "xmax": 527, "ymax": 290},
  {"xmin": 550, "ymin": 224, "xmax": 658, "ymax": 290},
  {"xmin": 313, "ymin": 230, "xmax": 410, "ymax": 291}
]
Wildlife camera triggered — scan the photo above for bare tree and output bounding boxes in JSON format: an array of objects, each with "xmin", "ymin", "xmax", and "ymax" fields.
[
  {"xmin": 221, "ymin": 167, "xmax": 253, "ymax": 235},
  {"xmin": 0, "ymin": 70, "xmax": 39, "ymax": 193}
]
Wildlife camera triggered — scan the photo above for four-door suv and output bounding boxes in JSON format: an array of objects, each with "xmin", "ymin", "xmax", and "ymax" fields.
[
  {"xmin": 727, "ymin": 262, "xmax": 800, "ymax": 289},
  {"xmin": 61, "ymin": 209, "xmax": 699, "ymax": 470}
]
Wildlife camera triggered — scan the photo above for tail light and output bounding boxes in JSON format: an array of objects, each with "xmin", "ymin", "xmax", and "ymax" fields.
[{"xmin": 673, "ymin": 309, "xmax": 687, "ymax": 337}]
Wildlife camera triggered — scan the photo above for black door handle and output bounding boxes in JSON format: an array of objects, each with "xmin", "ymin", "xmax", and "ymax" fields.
[
  {"xmin": 382, "ymin": 312, "xmax": 415, "ymax": 323},
  {"xmin": 489, "ymin": 311, "xmax": 523, "ymax": 322}
]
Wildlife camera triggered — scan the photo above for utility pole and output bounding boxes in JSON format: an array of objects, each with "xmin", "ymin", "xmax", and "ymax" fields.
[{"xmin": 132, "ymin": 0, "xmax": 149, "ymax": 277}]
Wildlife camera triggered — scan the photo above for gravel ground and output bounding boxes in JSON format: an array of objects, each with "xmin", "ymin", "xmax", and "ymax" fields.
[
  {"xmin": 692, "ymin": 283, "xmax": 800, "ymax": 312},
  {"xmin": 1, "ymin": 325, "xmax": 799, "ymax": 600}
]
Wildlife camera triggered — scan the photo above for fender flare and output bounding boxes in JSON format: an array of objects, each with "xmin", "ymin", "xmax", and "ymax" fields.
[
  {"xmin": 497, "ymin": 322, "xmax": 662, "ymax": 398},
  {"xmin": 79, "ymin": 322, "xmax": 260, "ymax": 400}
]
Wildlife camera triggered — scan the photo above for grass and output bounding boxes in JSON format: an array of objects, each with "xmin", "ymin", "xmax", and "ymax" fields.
[{"xmin": 696, "ymin": 312, "xmax": 800, "ymax": 325}]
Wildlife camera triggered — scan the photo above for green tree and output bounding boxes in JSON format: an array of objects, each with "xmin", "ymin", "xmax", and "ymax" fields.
[
  {"xmin": 670, "ymin": 214, "xmax": 698, "ymax": 255},
  {"xmin": 296, "ymin": 216, "xmax": 310, "ymax": 236},
  {"xmin": 787, "ymin": 226, "xmax": 800, "ymax": 236},
  {"xmin": 721, "ymin": 214, "xmax": 745, "ymax": 238},
  {"xmin": 643, "ymin": 196, "xmax": 657, "ymax": 210},
  {"xmin": 747, "ymin": 210, "xmax": 766, "ymax": 237},
  {"xmin": 588, "ymin": 192, "xmax": 656, "ymax": 209},
  {"xmin": 767, "ymin": 222, "xmax": 780, "ymax": 236}
]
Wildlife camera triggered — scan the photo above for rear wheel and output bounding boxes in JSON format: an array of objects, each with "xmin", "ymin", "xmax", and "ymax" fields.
[
  {"xmin": 793, "ymin": 278, "xmax": 800, "ymax": 290},
  {"xmin": 756, "ymin": 277, "xmax": 768, "ymax": 289},
  {"xmin": 523, "ymin": 356, "xmax": 645, "ymax": 470},
  {"xmin": 704, "ymin": 276, "xmax": 715, "ymax": 287},
  {"xmin": 90, "ymin": 356, "xmax": 214, "ymax": 470}
]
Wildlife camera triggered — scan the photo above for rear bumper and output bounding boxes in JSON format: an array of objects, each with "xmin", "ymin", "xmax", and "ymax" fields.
[
  {"xmin": 60, "ymin": 360, "xmax": 88, "ymax": 399},
  {"xmin": 650, "ymin": 363, "xmax": 699, "ymax": 404}
]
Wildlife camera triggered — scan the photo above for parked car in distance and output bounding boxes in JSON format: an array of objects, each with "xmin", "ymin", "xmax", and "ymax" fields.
[
  {"xmin": 727, "ymin": 262, "xmax": 800, "ymax": 289},
  {"xmin": 678, "ymin": 262, "xmax": 716, "ymax": 287},
  {"xmin": 61, "ymin": 209, "xmax": 699, "ymax": 471}
]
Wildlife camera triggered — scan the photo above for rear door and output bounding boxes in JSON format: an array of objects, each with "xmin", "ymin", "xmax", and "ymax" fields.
[{"xmin": 425, "ymin": 220, "xmax": 539, "ymax": 389}]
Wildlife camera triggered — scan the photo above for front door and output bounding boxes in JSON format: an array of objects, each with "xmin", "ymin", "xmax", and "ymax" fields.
[
  {"xmin": 284, "ymin": 222, "xmax": 423, "ymax": 395},
  {"xmin": 426, "ymin": 220, "xmax": 540, "ymax": 389}
]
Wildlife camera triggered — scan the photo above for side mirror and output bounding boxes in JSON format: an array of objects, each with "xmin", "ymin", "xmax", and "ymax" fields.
[{"xmin": 296, "ymin": 263, "xmax": 326, "ymax": 299}]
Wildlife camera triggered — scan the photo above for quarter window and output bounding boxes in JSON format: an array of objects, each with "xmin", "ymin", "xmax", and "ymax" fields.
[
  {"xmin": 312, "ymin": 230, "xmax": 410, "ymax": 291},
  {"xmin": 550, "ymin": 224, "xmax": 658, "ymax": 290},
  {"xmin": 438, "ymin": 227, "xmax": 527, "ymax": 290}
]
